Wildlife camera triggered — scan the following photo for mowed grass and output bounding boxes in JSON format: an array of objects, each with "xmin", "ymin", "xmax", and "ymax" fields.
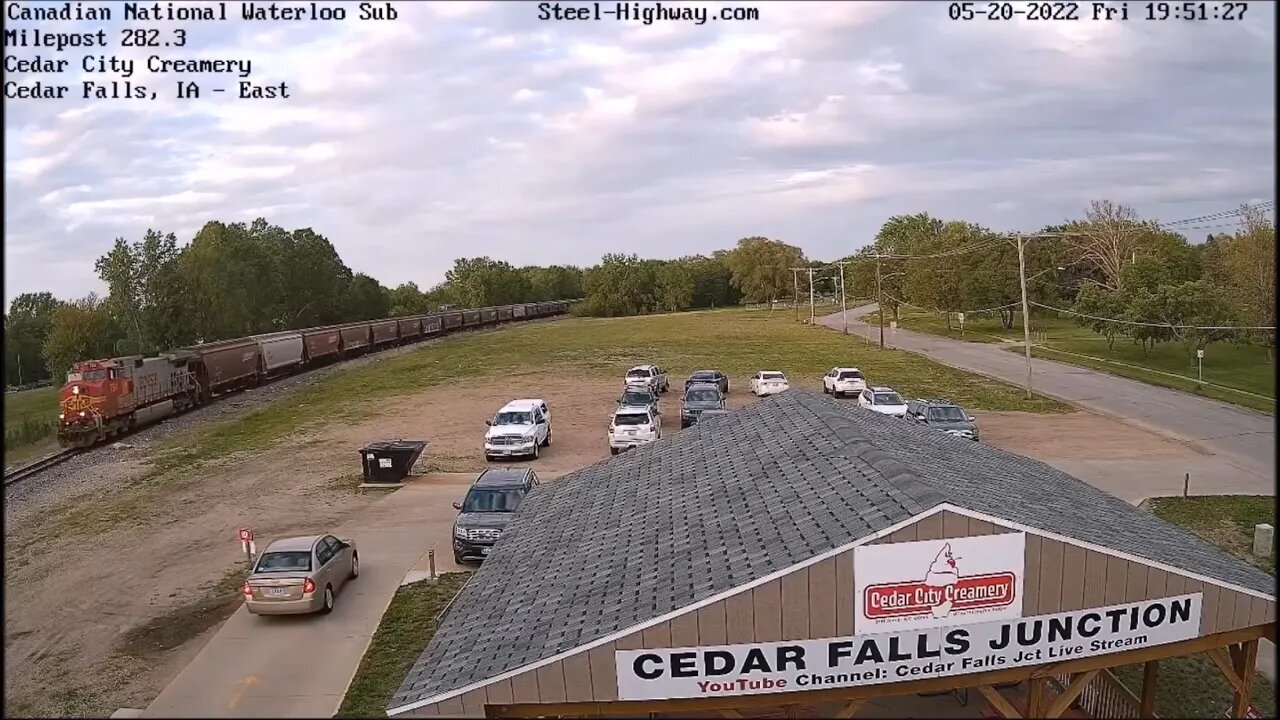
[
  {"xmin": 148, "ymin": 308, "xmax": 1069, "ymax": 473},
  {"xmin": 892, "ymin": 309, "xmax": 1276, "ymax": 414},
  {"xmin": 1111, "ymin": 495, "xmax": 1276, "ymax": 718},
  {"xmin": 337, "ymin": 573, "xmax": 471, "ymax": 718}
]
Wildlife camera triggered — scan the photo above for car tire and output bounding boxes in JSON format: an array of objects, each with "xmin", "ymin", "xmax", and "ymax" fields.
[
  {"xmin": 610, "ymin": 447, "xmax": 618, "ymax": 456},
  {"xmin": 454, "ymin": 552, "xmax": 464, "ymax": 565},
  {"xmin": 532, "ymin": 442, "xmax": 539, "ymax": 459},
  {"xmin": 484, "ymin": 454, "xmax": 494, "ymax": 462},
  {"xmin": 545, "ymin": 430, "xmax": 553, "ymax": 447},
  {"xmin": 321, "ymin": 585, "xmax": 335, "ymax": 615},
  {"xmin": 350, "ymin": 552, "xmax": 360, "ymax": 580}
]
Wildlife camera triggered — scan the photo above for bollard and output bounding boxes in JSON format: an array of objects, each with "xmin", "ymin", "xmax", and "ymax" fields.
[
  {"xmin": 1253, "ymin": 524, "xmax": 1274, "ymax": 558},
  {"xmin": 1183, "ymin": 473, "xmax": 1189, "ymax": 497},
  {"xmin": 428, "ymin": 549, "xmax": 437, "ymax": 580}
]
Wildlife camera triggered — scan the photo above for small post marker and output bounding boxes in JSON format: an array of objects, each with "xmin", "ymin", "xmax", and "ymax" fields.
[
  {"xmin": 428, "ymin": 549, "xmax": 437, "ymax": 580},
  {"xmin": 1196, "ymin": 348, "xmax": 1204, "ymax": 382},
  {"xmin": 238, "ymin": 527, "xmax": 255, "ymax": 565},
  {"xmin": 1253, "ymin": 524, "xmax": 1273, "ymax": 558},
  {"xmin": 1183, "ymin": 473, "xmax": 1189, "ymax": 497}
]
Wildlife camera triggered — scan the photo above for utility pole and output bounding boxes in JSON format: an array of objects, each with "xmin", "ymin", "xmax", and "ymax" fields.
[
  {"xmin": 807, "ymin": 267, "xmax": 816, "ymax": 325},
  {"xmin": 791, "ymin": 268, "xmax": 800, "ymax": 322},
  {"xmin": 834, "ymin": 260, "xmax": 849, "ymax": 334},
  {"xmin": 875, "ymin": 253, "xmax": 885, "ymax": 349},
  {"xmin": 1016, "ymin": 234, "xmax": 1034, "ymax": 398}
]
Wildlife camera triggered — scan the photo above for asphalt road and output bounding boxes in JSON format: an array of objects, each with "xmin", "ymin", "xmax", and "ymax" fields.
[
  {"xmin": 821, "ymin": 305, "xmax": 1275, "ymax": 489},
  {"xmin": 143, "ymin": 476, "xmax": 476, "ymax": 718}
]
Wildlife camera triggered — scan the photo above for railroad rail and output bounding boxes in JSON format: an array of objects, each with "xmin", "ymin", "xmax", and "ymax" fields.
[{"xmin": 4, "ymin": 450, "xmax": 81, "ymax": 487}]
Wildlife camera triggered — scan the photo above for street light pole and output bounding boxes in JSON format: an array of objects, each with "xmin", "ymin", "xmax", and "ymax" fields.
[
  {"xmin": 791, "ymin": 268, "xmax": 800, "ymax": 321},
  {"xmin": 834, "ymin": 260, "xmax": 849, "ymax": 334},
  {"xmin": 807, "ymin": 267, "xmax": 816, "ymax": 326},
  {"xmin": 1016, "ymin": 234, "xmax": 1033, "ymax": 398}
]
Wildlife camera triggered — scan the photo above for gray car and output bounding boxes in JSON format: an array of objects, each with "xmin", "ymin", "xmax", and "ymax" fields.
[
  {"xmin": 905, "ymin": 398, "xmax": 980, "ymax": 441},
  {"xmin": 243, "ymin": 534, "xmax": 359, "ymax": 616},
  {"xmin": 452, "ymin": 468, "xmax": 539, "ymax": 564},
  {"xmin": 680, "ymin": 383, "xmax": 726, "ymax": 428}
]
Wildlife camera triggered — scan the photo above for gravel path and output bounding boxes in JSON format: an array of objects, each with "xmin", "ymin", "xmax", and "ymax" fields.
[{"xmin": 2, "ymin": 323, "xmax": 551, "ymax": 526}]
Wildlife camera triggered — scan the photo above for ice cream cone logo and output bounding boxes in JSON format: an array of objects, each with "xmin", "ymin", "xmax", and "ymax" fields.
[{"xmin": 924, "ymin": 543, "xmax": 962, "ymax": 618}]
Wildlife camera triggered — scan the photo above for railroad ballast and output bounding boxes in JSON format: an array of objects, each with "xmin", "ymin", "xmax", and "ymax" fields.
[{"xmin": 56, "ymin": 300, "xmax": 575, "ymax": 449}]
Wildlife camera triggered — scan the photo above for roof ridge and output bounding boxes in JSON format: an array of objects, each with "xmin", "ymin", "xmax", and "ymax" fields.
[{"xmin": 790, "ymin": 392, "xmax": 947, "ymax": 512}]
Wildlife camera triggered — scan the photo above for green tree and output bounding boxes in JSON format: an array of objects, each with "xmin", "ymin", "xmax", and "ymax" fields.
[
  {"xmin": 722, "ymin": 237, "xmax": 806, "ymax": 307},
  {"xmin": 344, "ymin": 273, "xmax": 391, "ymax": 320},
  {"xmin": 1071, "ymin": 285, "xmax": 1130, "ymax": 351},
  {"xmin": 5, "ymin": 292, "xmax": 61, "ymax": 385},
  {"xmin": 43, "ymin": 294, "xmax": 119, "ymax": 378},
  {"xmin": 655, "ymin": 261, "xmax": 696, "ymax": 312}
]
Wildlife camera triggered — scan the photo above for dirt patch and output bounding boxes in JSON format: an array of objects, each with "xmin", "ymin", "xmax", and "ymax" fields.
[
  {"xmin": 977, "ymin": 411, "xmax": 1202, "ymax": 461},
  {"xmin": 1, "ymin": 374, "xmax": 1177, "ymax": 717}
]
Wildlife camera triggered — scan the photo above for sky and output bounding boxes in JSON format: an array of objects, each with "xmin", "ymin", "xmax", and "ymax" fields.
[{"xmin": 3, "ymin": 0, "xmax": 1275, "ymax": 304}]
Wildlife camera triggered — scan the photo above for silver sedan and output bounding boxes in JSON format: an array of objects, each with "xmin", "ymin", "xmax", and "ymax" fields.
[{"xmin": 242, "ymin": 534, "xmax": 359, "ymax": 616}]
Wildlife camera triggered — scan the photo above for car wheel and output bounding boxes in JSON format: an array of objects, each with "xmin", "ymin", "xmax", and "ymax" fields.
[
  {"xmin": 350, "ymin": 552, "xmax": 359, "ymax": 579},
  {"xmin": 610, "ymin": 447, "xmax": 618, "ymax": 456},
  {"xmin": 321, "ymin": 585, "xmax": 335, "ymax": 615},
  {"xmin": 454, "ymin": 552, "xmax": 464, "ymax": 565},
  {"xmin": 544, "ymin": 430, "xmax": 553, "ymax": 447},
  {"xmin": 532, "ymin": 442, "xmax": 540, "ymax": 459},
  {"xmin": 484, "ymin": 454, "xmax": 494, "ymax": 462}
]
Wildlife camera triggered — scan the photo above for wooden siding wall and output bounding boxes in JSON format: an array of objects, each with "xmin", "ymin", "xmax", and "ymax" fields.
[{"xmin": 404, "ymin": 510, "xmax": 1275, "ymax": 716}]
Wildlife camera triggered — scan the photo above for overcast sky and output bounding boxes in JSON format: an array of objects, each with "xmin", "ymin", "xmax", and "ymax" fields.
[{"xmin": 3, "ymin": 0, "xmax": 1275, "ymax": 304}]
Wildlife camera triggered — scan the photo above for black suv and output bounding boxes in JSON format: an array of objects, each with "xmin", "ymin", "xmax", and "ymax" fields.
[
  {"xmin": 452, "ymin": 468, "xmax": 539, "ymax": 563},
  {"xmin": 685, "ymin": 369, "xmax": 729, "ymax": 394},
  {"xmin": 905, "ymin": 398, "xmax": 980, "ymax": 441},
  {"xmin": 680, "ymin": 383, "xmax": 726, "ymax": 428}
]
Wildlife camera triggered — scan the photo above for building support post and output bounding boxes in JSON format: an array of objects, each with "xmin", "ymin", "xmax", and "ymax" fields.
[
  {"xmin": 1231, "ymin": 639, "xmax": 1259, "ymax": 718},
  {"xmin": 1016, "ymin": 233, "xmax": 1034, "ymax": 398},
  {"xmin": 875, "ymin": 254, "xmax": 885, "ymax": 349},
  {"xmin": 1026, "ymin": 676, "xmax": 1048, "ymax": 718},
  {"xmin": 1139, "ymin": 660, "xmax": 1159, "ymax": 718}
]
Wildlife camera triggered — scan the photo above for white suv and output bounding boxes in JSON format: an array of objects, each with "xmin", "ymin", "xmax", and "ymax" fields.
[
  {"xmin": 609, "ymin": 405, "xmax": 661, "ymax": 455},
  {"xmin": 857, "ymin": 387, "xmax": 909, "ymax": 417},
  {"xmin": 484, "ymin": 399, "xmax": 552, "ymax": 460},
  {"xmin": 823, "ymin": 367, "xmax": 866, "ymax": 398}
]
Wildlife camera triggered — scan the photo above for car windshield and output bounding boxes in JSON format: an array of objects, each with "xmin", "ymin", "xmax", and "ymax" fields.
[
  {"xmin": 838, "ymin": 371, "xmax": 863, "ymax": 380},
  {"xmin": 626, "ymin": 369, "xmax": 650, "ymax": 378},
  {"xmin": 762, "ymin": 373, "xmax": 786, "ymax": 381},
  {"xmin": 874, "ymin": 393, "xmax": 905, "ymax": 405},
  {"xmin": 685, "ymin": 389, "xmax": 720, "ymax": 402},
  {"xmin": 621, "ymin": 390, "xmax": 654, "ymax": 404},
  {"xmin": 930, "ymin": 406, "xmax": 967, "ymax": 421},
  {"xmin": 462, "ymin": 488, "xmax": 525, "ymax": 513},
  {"xmin": 614, "ymin": 413, "xmax": 650, "ymax": 426},
  {"xmin": 691, "ymin": 373, "xmax": 716, "ymax": 381},
  {"xmin": 494, "ymin": 411, "xmax": 533, "ymax": 425},
  {"xmin": 255, "ymin": 551, "xmax": 312, "ymax": 573}
]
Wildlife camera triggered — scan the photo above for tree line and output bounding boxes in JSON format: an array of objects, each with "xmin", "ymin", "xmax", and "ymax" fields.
[
  {"xmin": 5, "ymin": 202, "xmax": 1273, "ymax": 389},
  {"xmin": 840, "ymin": 200, "xmax": 1275, "ymax": 361}
]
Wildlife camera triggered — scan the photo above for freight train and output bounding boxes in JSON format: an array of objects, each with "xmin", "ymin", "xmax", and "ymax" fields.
[{"xmin": 56, "ymin": 300, "xmax": 575, "ymax": 449}]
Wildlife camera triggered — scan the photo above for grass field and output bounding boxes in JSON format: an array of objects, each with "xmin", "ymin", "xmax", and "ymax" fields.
[
  {"xmin": 147, "ymin": 308, "xmax": 1069, "ymax": 474},
  {"xmin": 4, "ymin": 386, "xmax": 60, "ymax": 463},
  {"xmin": 1112, "ymin": 495, "xmax": 1276, "ymax": 718},
  {"xmin": 889, "ymin": 309, "xmax": 1276, "ymax": 414},
  {"xmin": 337, "ymin": 573, "xmax": 471, "ymax": 718}
]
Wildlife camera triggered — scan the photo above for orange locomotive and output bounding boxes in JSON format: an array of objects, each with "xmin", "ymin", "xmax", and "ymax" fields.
[{"xmin": 57, "ymin": 353, "xmax": 201, "ymax": 448}]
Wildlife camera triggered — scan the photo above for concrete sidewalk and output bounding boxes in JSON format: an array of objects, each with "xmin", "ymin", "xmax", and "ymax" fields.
[{"xmin": 143, "ymin": 476, "xmax": 474, "ymax": 718}]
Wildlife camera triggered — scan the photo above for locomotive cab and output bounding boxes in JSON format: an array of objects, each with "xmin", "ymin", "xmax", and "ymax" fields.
[{"xmin": 58, "ymin": 360, "xmax": 124, "ymax": 448}]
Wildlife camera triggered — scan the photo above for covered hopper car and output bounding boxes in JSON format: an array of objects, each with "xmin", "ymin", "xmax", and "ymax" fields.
[{"xmin": 56, "ymin": 300, "xmax": 577, "ymax": 449}]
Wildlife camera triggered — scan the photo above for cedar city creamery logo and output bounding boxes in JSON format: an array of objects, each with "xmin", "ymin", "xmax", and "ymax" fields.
[{"xmin": 862, "ymin": 543, "xmax": 1017, "ymax": 623}]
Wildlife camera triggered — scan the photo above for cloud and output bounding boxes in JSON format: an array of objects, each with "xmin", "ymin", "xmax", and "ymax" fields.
[{"xmin": 4, "ymin": 1, "xmax": 1275, "ymax": 304}]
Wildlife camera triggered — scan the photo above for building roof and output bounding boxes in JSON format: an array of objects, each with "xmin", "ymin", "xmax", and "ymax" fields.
[{"xmin": 388, "ymin": 390, "xmax": 1275, "ymax": 712}]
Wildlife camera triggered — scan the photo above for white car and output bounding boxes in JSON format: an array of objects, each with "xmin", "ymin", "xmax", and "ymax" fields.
[
  {"xmin": 857, "ymin": 387, "xmax": 909, "ymax": 417},
  {"xmin": 750, "ymin": 371, "xmax": 790, "ymax": 397},
  {"xmin": 609, "ymin": 405, "xmax": 662, "ymax": 455},
  {"xmin": 484, "ymin": 399, "xmax": 552, "ymax": 460},
  {"xmin": 625, "ymin": 364, "xmax": 670, "ymax": 394},
  {"xmin": 823, "ymin": 367, "xmax": 867, "ymax": 398}
]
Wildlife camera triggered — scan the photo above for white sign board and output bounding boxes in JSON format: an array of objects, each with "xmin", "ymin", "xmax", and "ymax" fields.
[
  {"xmin": 615, "ymin": 594, "xmax": 1201, "ymax": 701},
  {"xmin": 854, "ymin": 533, "xmax": 1026, "ymax": 634},
  {"xmin": 379, "ymin": 458, "xmax": 393, "ymax": 468},
  {"xmin": 957, "ymin": 313, "xmax": 965, "ymax": 325},
  {"xmin": 1197, "ymin": 349, "xmax": 1204, "ymax": 359}
]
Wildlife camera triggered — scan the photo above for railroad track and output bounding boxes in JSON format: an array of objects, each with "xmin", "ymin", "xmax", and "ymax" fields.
[{"xmin": 4, "ymin": 450, "xmax": 81, "ymax": 487}]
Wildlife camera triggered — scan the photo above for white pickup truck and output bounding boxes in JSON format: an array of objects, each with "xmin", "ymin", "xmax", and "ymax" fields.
[
  {"xmin": 625, "ymin": 365, "xmax": 669, "ymax": 394},
  {"xmin": 484, "ymin": 399, "xmax": 552, "ymax": 460}
]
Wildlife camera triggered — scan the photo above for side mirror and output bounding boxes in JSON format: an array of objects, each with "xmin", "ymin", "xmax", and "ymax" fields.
[
  {"xmin": 452, "ymin": 502, "xmax": 463, "ymax": 510},
  {"xmin": 967, "ymin": 415, "xmax": 976, "ymax": 422},
  {"xmin": 484, "ymin": 420, "xmax": 492, "ymax": 426}
]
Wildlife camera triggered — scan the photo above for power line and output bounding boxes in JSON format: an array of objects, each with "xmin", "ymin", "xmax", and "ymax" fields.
[
  {"xmin": 1029, "ymin": 301, "xmax": 1276, "ymax": 331},
  {"xmin": 1159, "ymin": 200, "xmax": 1274, "ymax": 227},
  {"xmin": 880, "ymin": 291, "xmax": 1020, "ymax": 316}
]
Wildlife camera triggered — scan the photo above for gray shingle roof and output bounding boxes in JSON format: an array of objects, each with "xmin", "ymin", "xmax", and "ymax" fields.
[{"xmin": 389, "ymin": 390, "xmax": 1275, "ymax": 711}]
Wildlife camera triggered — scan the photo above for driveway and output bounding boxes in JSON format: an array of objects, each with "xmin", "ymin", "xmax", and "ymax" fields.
[
  {"xmin": 142, "ymin": 476, "xmax": 476, "ymax": 718},
  {"xmin": 821, "ymin": 305, "xmax": 1274, "ymax": 492}
]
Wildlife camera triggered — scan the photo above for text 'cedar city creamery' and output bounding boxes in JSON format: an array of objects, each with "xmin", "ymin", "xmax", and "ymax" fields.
[
  {"xmin": 615, "ymin": 594, "xmax": 1202, "ymax": 701},
  {"xmin": 5, "ymin": 55, "xmax": 252, "ymax": 79}
]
